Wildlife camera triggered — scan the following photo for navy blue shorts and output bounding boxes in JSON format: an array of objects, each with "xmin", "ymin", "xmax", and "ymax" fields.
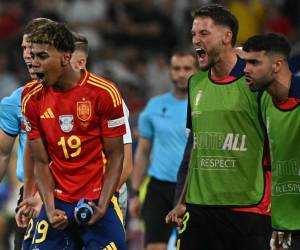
[{"xmin": 23, "ymin": 197, "xmax": 126, "ymax": 250}]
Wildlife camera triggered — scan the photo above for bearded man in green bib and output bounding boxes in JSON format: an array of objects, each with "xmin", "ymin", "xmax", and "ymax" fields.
[
  {"xmin": 243, "ymin": 33, "xmax": 300, "ymax": 250},
  {"xmin": 166, "ymin": 4, "xmax": 272, "ymax": 250}
]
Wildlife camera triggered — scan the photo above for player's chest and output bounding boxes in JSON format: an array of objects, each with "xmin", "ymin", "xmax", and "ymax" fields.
[{"xmin": 38, "ymin": 92, "xmax": 99, "ymax": 137}]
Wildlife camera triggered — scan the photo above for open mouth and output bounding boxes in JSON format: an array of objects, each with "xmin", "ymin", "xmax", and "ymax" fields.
[
  {"xmin": 245, "ymin": 76, "xmax": 253, "ymax": 85},
  {"xmin": 195, "ymin": 47, "xmax": 206, "ymax": 58},
  {"xmin": 35, "ymin": 72, "xmax": 45, "ymax": 81}
]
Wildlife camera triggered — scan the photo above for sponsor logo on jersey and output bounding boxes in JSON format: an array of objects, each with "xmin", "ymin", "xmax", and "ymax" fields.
[
  {"xmin": 23, "ymin": 116, "xmax": 31, "ymax": 132},
  {"xmin": 77, "ymin": 101, "xmax": 91, "ymax": 121},
  {"xmin": 59, "ymin": 115, "xmax": 74, "ymax": 133},
  {"xmin": 108, "ymin": 117, "xmax": 125, "ymax": 128},
  {"xmin": 40, "ymin": 108, "xmax": 55, "ymax": 119}
]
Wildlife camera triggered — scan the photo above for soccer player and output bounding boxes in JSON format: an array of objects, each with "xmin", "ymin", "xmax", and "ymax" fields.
[
  {"xmin": 0, "ymin": 17, "xmax": 53, "ymax": 250},
  {"xmin": 71, "ymin": 32, "xmax": 133, "ymax": 221},
  {"xmin": 165, "ymin": 4, "xmax": 272, "ymax": 250},
  {"xmin": 243, "ymin": 32, "xmax": 300, "ymax": 250},
  {"xmin": 129, "ymin": 50, "xmax": 198, "ymax": 250},
  {"xmin": 22, "ymin": 22, "xmax": 126, "ymax": 249}
]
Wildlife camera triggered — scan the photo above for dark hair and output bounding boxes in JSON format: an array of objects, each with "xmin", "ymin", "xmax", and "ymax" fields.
[
  {"xmin": 243, "ymin": 33, "xmax": 291, "ymax": 59},
  {"xmin": 23, "ymin": 18, "xmax": 54, "ymax": 35},
  {"xmin": 192, "ymin": 4, "xmax": 238, "ymax": 46},
  {"xmin": 72, "ymin": 32, "xmax": 89, "ymax": 55},
  {"xmin": 28, "ymin": 22, "xmax": 74, "ymax": 53},
  {"xmin": 172, "ymin": 50, "xmax": 198, "ymax": 68}
]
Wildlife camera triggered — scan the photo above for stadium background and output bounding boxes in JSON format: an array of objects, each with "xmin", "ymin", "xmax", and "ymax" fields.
[{"xmin": 0, "ymin": 0, "xmax": 299, "ymax": 249}]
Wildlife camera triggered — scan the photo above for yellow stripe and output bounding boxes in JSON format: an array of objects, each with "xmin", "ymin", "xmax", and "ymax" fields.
[
  {"xmin": 105, "ymin": 244, "xmax": 113, "ymax": 250},
  {"xmin": 89, "ymin": 74, "xmax": 122, "ymax": 105},
  {"xmin": 22, "ymin": 83, "xmax": 41, "ymax": 109},
  {"xmin": 103, "ymin": 248, "xmax": 107, "ymax": 250},
  {"xmin": 24, "ymin": 80, "xmax": 37, "ymax": 89},
  {"xmin": 111, "ymin": 196, "xmax": 124, "ymax": 226},
  {"xmin": 88, "ymin": 76, "xmax": 121, "ymax": 106},
  {"xmin": 90, "ymin": 75, "xmax": 122, "ymax": 105},
  {"xmin": 44, "ymin": 112, "xmax": 50, "ymax": 118},
  {"xmin": 176, "ymin": 239, "xmax": 180, "ymax": 250},
  {"xmin": 22, "ymin": 85, "xmax": 43, "ymax": 113},
  {"xmin": 47, "ymin": 108, "xmax": 55, "ymax": 118},
  {"xmin": 40, "ymin": 115, "xmax": 45, "ymax": 119},
  {"xmin": 87, "ymin": 80, "xmax": 118, "ymax": 107},
  {"xmin": 110, "ymin": 242, "xmax": 117, "ymax": 250}
]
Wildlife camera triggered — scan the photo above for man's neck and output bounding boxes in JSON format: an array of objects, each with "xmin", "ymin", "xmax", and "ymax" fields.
[
  {"xmin": 172, "ymin": 88, "xmax": 187, "ymax": 100},
  {"xmin": 53, "ymin": 67, "xmax": 82, "ymax": 91},
  {"xmin": 267, "ymin": 68, "xmax": 292, "ymax": 103},
  {"xmin": 211, "ymin": 48, "xmax": 237, "ymax": 80}
]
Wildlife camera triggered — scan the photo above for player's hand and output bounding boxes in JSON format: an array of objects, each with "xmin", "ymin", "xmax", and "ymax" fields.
[
  {"xmin": 129, "ymin": 196, "xmax": 142, "ymax": 218},
  {"xmin": 16, "ymin": 193, "xmax": 43, "ymax": 227},
  {"xmin": 87, "ymin": 201, "xmax": 107, "ymax": 225},
  {"xmin": 47, "ymin": 209, "xmax": 68, "ymax": 230},
  {"xmin": 15, "ymin": 206, "xmax": 32, "ymax": 228},
  {"xmin": 165, "ymin": 203, "xmax": 186, "ymax": 227}
]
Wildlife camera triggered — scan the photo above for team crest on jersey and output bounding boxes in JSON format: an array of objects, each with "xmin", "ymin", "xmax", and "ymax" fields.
[
  {"xmin": 23, "ymin": 116, "xmax": 31, "ymax": 132},
  {"xmin": 59, "ymin": 115, "xmax": 74, "ymax": 133},
  {"xmin": 77, "ymin": 101, "xmax": 91, "ymax": 121}
]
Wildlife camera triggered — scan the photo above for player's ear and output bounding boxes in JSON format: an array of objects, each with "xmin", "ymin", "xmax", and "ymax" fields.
[
  {"xmin": 78, "ymin": 58, "xmax": 87, "ymax": 70},
  {"xmin": 62, "ymin": 52, "xmax": 72, "ymax": 66},
  {"xmin": 223, "ymin": 29, "xmax": 232, "ymax": 45},
  {"xmin": 272, "ymin": 59, "xmax": 283, "ymax": 73}
]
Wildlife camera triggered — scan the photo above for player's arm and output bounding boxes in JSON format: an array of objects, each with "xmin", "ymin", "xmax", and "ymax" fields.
[
  {"xmin": 129, "ymin": 137, "xmax": 152, "ymax": 218},
  {"xmin": 88, "ymin": 136, "xmax": 124, "ymax": 225},
  {"xmin": 174, "ymin": 131, "xmax": 193, "ymax": 204},
  {"xmin": 166, "ymin": 101, "xmax": 192, "ymax": 226},
  {"xmin": 0, "ymin": 129, "xmax": 15, "ymax": 181},
  {"xmin": 165, "ymin": 135, "xmax": 192, "ymax": 227},
  {"xmin": 23, "ymin": 142, "xmax": 35, "ymax": 198},
  {"xmin": 119, "ymin": 100, "xmax": 133, "ymax": 187},
  {"xmin": 119, "ymin": 143, "xmax": 133, "ymax": 187},
  {"xmin": 27, "ymin": 138, "xmax": 54, "ymax": 212},
  {"xmin": 0, "ymin": 90, "xmax": 21, "ymax": 181},
  {"xmin": 26, "ymin": 138, "xmax": 67, "ymax": 230}
]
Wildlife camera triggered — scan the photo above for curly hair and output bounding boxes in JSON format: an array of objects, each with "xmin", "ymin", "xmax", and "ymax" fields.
[{"xmin": 28, "ymin": 22, "xmax": 74, "ymax": 53}]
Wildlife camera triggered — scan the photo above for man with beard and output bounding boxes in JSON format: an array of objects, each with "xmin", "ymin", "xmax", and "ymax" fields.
[
  {"xmin": 166, "ymin": 4, "xmax": 272, "ymax": 250},
  {"xmin": 130, "ymin": 51, "xmax": 198, "ymax": 250},
  {"xmin": 243, "ymin": 33, "xmax": 300, "ymax": 250}
]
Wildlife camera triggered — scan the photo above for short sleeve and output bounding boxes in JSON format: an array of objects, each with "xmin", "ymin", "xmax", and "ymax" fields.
[
  {"xmin": 0, "ymin": 88, "xmax": 23, "ymax": 136},
  {"xmin": 21, "ymin": 87, "xmax": 42, "ymax": 140},
  {"xmin": 99, "ymin": 86, "xmax": 126, "ymax": 138},
  {"xmin": 122, "ymin": 100, "xmax": 132, "ymax": 144},
  {"xmin": 138, "ymin": 101, "xmax": 154, "ymax": 139}
]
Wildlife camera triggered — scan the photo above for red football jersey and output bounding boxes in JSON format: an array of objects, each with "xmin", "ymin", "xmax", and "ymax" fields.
[{"xmin": 22, "ymin": 71, "xmax": 126, "ymax": 202}]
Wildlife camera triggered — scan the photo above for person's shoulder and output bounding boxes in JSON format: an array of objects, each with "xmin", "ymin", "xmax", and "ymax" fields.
[
  {"xmin": 85, "ymin": 72, "xmax": 122, "ymax": 105},
  {"xmin": 22, "ymin": 80, "xmax": 43, "ymax": 97},
  {"xmin": 149, "ymin": 92, "xmax": 171, "ymax": 103},
  {"xmin": 85, "ymin": 72, "xmax": 120, "ymax": 93},
  {"xmin": 21, "ymin": 80, "xmax": 43, "ymax": 110},
  {"xmin": 0, "ymin": 86, "xmax": 23, "ymax": 106},
  {"xmin": 190, "ymin": 71, "xmax": 208, "ymax": 81}
]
